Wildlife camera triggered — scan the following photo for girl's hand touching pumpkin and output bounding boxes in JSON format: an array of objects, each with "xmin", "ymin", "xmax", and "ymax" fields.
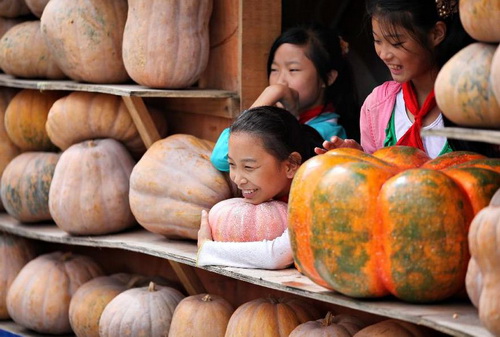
[
  {"xmin": 197, "ymin": 210, "xmax": 213, "ymax": 248},
  {"xmin": 251, "ymin": 84, "xmax": 300, "ymax": 117},
  {"xmin": 314, "ymin": 136, "xmax": 364, "ymax": 155}
]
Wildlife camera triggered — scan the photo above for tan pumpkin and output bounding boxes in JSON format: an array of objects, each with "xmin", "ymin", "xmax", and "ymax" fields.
[
  {"xmin": 49, "ymin": 139, "xmax": 136, "ymax": 236},
  {"xmin": 459, "ymin": 0, "xmax": 500, "ymax": 43},
  {"xmin": 225, "ymin": 296, "xmax": 322, "ymax": 337},
  {"xmin": 24, "ymin": 0, "xmax": 50, "ymax": 18},
  {"xmin": 466, "ymin": 188, "xmax": 500, "ymax": 336},
  {"xmin": 0, "ymin": 233, "xmax": 36, "ymax": 319},
  {"xmin": 40, "ymin": 0, "xmax": 129, "ymax": 83},
  {"xmin": 99, "ymin": 281, "xmax": 185, "ymax": 337},
  {"xmin": 353, "ymin": 319, "xmax": 428, "ymax": 337},
  {"xmin": 0, "ymin": 0, "xmax": 30, "ymax": 18},
  {"xmin": 69, "ymin": 273, "xmax": 173, "ymax": 337},
  {"xmin": 5, "ymin": 89, "xmax": 65, "ymax": 151},
  {"xmin": 169, "ymin": 293, "xmax": 234, "ymax": 337},
  {"xmin": 290, "ymin": 312, "xmax": 367, "ymax": 337},
  {"xmin": 0, "ymin": 21, "xmax": 66, "ymax": 79},
  {"xmin": 209, "ymin": 198, "xmax": 288, "ymax": 242},
  {"xmin": 491, "ymin": 44, "xmax": 500, "ymax": 104},
  {"xmin": 1, "ymin": 152, "xmax": 59, "ymax": 222},
  {"xmin": 435, "ymin": 43, "xmax": 500, "ymax": 128},
  {"xmin": 122, "ymin": 0, "xmax": 213, "ymax": 88},
  {"xmin": 6, "ymin": 251, "xmax": 104, "ymax": 334},
  {"xmin": 129, "ymin": 134, "xmax": 231, "ymax": 240},
  {"xmin": 46, "ymin": 92, "xmax": 168, "ymax": 158},
  {"xmin": 0, "ymin": 88, "xmax": 20, "ymax": 212}
]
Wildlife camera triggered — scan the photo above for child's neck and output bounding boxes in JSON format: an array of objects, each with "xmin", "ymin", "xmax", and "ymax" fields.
[{"xmin": 410, "ymin": 71, "xmax": 439, "ymax": 107}]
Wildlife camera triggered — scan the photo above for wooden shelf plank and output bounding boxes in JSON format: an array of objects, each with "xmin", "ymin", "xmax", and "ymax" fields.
[
  {"xmin": 0, "ymin": 74, "xmax": 238, "ymax": 99},
  {"xmin": 0, "ymin": 321, "xmax": 74, "ymax": 337},
  {"xmin": 422, "ymin": 127, "xmax": 500, "ymax": 145},
  {"xmin": 0, "ymin": 214, "xmax": 493, "ymax": 337}
]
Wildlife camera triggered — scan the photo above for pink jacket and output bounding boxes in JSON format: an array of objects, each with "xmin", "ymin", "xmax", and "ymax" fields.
[{"xmin": 360, "ymin": 81, "xmax": 402, "ymax": 154}]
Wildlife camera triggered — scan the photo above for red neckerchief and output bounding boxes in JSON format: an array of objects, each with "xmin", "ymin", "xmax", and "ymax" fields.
[
  {"xmin": 396, "ymin": 81, "xmax": 436, "ymax": 152},
  {"xmin": 277, "ymin": 195, "xmax": 289, "ymax": 203},
  {"xmin": 298, "ymin": 104, "xmax": 334, "ymax": 124}
]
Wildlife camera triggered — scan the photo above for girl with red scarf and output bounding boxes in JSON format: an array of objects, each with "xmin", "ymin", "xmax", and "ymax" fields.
[{"xmin": 318, "ymin": 0, "xmax": 495, "ymax": 158}]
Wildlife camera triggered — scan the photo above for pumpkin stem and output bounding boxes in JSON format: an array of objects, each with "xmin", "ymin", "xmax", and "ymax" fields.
[
  {"xmin": 322, "ymin": 312, "xmax": 335, "ymax": 326},
  {"xmin": 202, "ymin": 294, "xmax": 212, "ymax": 302},
  {"xmin": 61, "ymin": 252, "xmax": 73, "ymax": 261},
  {"xmin": 267, "ymin": 295, "xmax": 279, "ymax": 304},
  {"xmin": 126, "ymin": 275, "xmax": 143, "ymax": 289},
  {"xmin": 148, "ymin": 281, "xmax": 156, "ymax": 292}
]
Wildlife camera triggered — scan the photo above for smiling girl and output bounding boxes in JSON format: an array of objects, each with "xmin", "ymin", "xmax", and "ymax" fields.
[{"xmin": 197, "ymin": 106, "xmax": 323, "ymax": 269}]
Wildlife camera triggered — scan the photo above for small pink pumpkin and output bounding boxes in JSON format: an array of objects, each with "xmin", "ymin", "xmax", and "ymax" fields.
[{"xmin": 208, "ymin": 198, "xmax": 288, "ymax": 242}]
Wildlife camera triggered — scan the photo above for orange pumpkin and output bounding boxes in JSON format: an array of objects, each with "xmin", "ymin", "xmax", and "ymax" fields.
[
  {"xmin": 129, "ymin": 134, "xmax": 231, "ymax": 240},
  {"xmin": 435, "ymin": 43, "xmax": 500, "ymax": 128},
  {"xmin": 122, "ymin": 0, "xmax": 213, "ymax": 88},
  {"xmin": 99, "ymin": 282, "xmax": 185, "ymax": 337},
  {"xmin": 209, "ymin": 198, "xmax": 288, "ymax": 242},
  {"xmin": 0, "ymin": 21, "xmax": 65, "ymax": 79},
  {"xmin": 225, "ymin": 296, "xmax": 322, "ymax": 337},
  {"xmin": 49, "ymin": 139, "xmax": 136, "ymax": 236},
  {"xmin": 466, "ymin": 189, "xmax": 500, "ymax": 336},
  {"xmin": 6, "ymin": 251, "xmax": 104, "ymax": 334},
  {"xmin": 0, "ymin": 233, "xmax": 36, "ymax": 319},
  {"xmin": 372, "ymin": 145, "xmax": 430, "ymax": 170},
  {"xmin": 4, "ymin": 89, "xmax": 65, "ymax": 151},
  {"xmin": 288, "ymin": 147, "xmax": 498, "ymax": 302},
  {"xmin": 290, "ymin": 312, "xmax": 366, "ymax": 337},
  {"xmin": 448, "ymin": 158, "xmax": 500, "ymax": 174},
  {"xmin": 459, "ymin": 0, "xmax": 500, "ymax": 43},
  {"xmin": 46, "ymin": 92, "xmax": 167, "ymax": 158},
  {"xmin": 0, "ymin": 152, "xmax": 59, "ymax": 222},
  {"xmin": 422, "ymin": 150, "xmax": 487, "ymax": 170},
  {"xmin": 353, "ymin": 319, "xmax": 428, "ymax": 337},
  {"xmin": 168, "ymin": 293, "xmax": 234, "ymax": 337},
  {"xmin": 40, "ymin": 0, "xmax": 129, "ymax": 83}
]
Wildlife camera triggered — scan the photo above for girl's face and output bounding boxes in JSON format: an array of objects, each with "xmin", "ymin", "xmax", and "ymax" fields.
[
  {"xmin": 372, "ymin": 18, "xmax": 437, "ymax": 85},
  {"xmin": 269, "ymin": 43, "xmax": 325, "ymax": 112},
  {"xmin": 228, "ymin": 132, "xmax": 297, "ymax": 205}
]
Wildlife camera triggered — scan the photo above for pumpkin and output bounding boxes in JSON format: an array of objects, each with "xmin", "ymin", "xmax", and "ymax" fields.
[
  {"xmin": 0, "ymin": 0, "xmax": 30, "ymax": 18},
  {"xmin": 129, "ymin": 134, "xmax": 232, "ymax": 240},
  {"xmin": 208, "ymin": 198, "xmax": 288, "ymax": 242},
  {"xmin": 491, "ymin": 44, "xmax": 500, "ymax": 104},
  {"xmin": 69, "ymin": 273, "xmax": 172, "ymax": 337},
  {"xmin": 288, "ymin": 147, "xmax": 497, "ymax": 302},
  {"xmin": 99, "ymin": 281, "xmax": 185, "ymax": 337},
  {"xmin": 168, "ymin": 293, "xmax": 234, "ymax": 337},
  {"xmin": 0, "ymin": 151, "xmax": 59, "ymax": 222},
  {"xmin": 372, "ymin": 145, "xmax": 430, "ymax": 170},
  {"xmin": 225, "ymin": 296, "xmax": 322, "ymax": 337},
  {"xmin": 0, "ymin": 21, "xmax": 66, "ymax": 79},
  {"xmin": 353, "ymin": 319, "xmax": 427, "ymax": 337},
  {"xmin": 459, "ymin": 0, "xmax": 500, "ymax": 43},
  {"xmin": 0, "ymin": 233, "xmax": 36, "ymax": 319},
  {"xmin": 46, "ymin": 92, "xmax": 168, "ymax": 158},
  {"xmin": 24, "ymin": 0, "xmax": 50, "ymax": 18},
  {"xmin": 435, "ymin": 43, "xmax": 500, "ymax": 128},
  {"xmin": 40, "ymin": 0, "xmax": 129, "ymax": 83},
  {"xmin": 289, "ymin": 312, "xmax": 366, "ymax": 337},
  {"xmin": 466, "ymin": 188, "xmax": 500, "ymax": 336},
  {"xmin": 49, "ymin": 139, "xmax": 136, "ymax": 236},
  {"xmin": 0, "ymin": 88, "xmax": 20, "ymax": 212},
  {"xmin": 122, "ymin": 0, "xmax": 213, "ymax": 88},
  {"xmin": 6, "ymin": 251, "xmax": 104, "ymax": 334},
  {"xmin": 0, "ymin": 17, "xmax": 25, "ymax": 38},
  {"xmin": 448, "ymin": 158, "xmax": 500, "ymax": 174},
  {"xmin": 4, "ymin": 89, "xmax": 65, "ymax": 151},
  {"xmin": 421, "ymin": 151, "xmax": 487, "ymax": 170}
]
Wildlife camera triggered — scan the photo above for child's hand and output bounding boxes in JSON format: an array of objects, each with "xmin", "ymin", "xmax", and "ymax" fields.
[
  {"xmin": 314, "ymin": 136, "xmax": 363, "ymax": 154},
  {"xmin": 197, "ymin": 210, "xmax": 213, "ymax": 249},
  {"xmin": 251, "ymin": 84, "xmax": 300, "ymax": 117}
]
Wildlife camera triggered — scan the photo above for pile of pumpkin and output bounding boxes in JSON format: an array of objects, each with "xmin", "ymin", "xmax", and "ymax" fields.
[
  {"xmin": 0, "ymin": 0, "xmax": 213, "ymax": 89},
  {"xmin": 1, "ymin": 231, "xmax": 440, "ymax": 337}
]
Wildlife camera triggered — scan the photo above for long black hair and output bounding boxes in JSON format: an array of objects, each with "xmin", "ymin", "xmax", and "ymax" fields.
[
  {"xmin": 230, "ymin": 106, "xmax": 324, "ymax": 163},
  {"xmin": 267, "ymin": 23, "xmax": 360, "ymax": 142}
]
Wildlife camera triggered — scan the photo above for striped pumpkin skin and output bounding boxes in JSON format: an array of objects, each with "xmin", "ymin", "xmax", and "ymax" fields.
[
  {"xmin": 372, "ymin": 145, "xmax": 431, "ymax": 170},
  {"xmin": 378, "ymin": 169, "xmax": 469, "ymax": 302},
  {"xmin": 422, "ymin": 151, "xmax": 487, "ymax": 170},
  {"xmin": 309, "ymin": 161, "xmax": 395, "ymax": 297},
  {"xmin": 447, "ymin": 158, "xmax": 500, "ymax": 174}
]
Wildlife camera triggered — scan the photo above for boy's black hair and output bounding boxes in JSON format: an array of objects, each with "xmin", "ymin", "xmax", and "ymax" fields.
[{"xmin": 230, "ymin": 106, "xmax": 324, "ymax": 163}]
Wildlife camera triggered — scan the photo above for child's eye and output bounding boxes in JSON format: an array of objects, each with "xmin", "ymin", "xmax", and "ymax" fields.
[
  {"xmin": 270, "ymin": 68, "xmax": 278, "ymax": 73},
  {"xmin": 391, "ymin": 42, "xmax": 404, "ymax": 47},
  {"xmin": 244, "ymin": 165, "xmax": 255, "ymax": 170},
  {"xmin": 228, "ymin": 162, "xmax": 235, "ymax": 167},
  {"xmin": 289, "ymin": 68, "xmax": 300, "ymax": 72}
]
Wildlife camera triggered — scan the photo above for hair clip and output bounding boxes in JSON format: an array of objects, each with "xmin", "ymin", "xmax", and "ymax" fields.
[
  {"xmin": 339, "ymin": 36, "xmax": 349, "ymax": 56},
  {"xmin": 435, "ymin": 0, "xmax": 458, "ymax": 19}
]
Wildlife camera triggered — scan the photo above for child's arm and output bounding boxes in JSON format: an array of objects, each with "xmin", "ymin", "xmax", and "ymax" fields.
[
  {"xmin": 251, "ymin": 84, "xmax": 300, "ymax": 117},
  {"xmin": 196, "ymin": 211, "xmax": 293, "ymax": 270}
]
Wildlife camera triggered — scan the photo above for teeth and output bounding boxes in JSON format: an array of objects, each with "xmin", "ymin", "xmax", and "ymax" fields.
[
  {"xmin": 388, "ymin": 65, "xmax": 402, "ymax": 70},
  {"xmin": 242, "ymin": 189, "xmax": 256, "ymax": 195}
]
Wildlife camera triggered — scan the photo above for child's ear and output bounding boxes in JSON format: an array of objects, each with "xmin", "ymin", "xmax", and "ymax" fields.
[
  {"xmin": 286, "ymin": 152, "xmax": 302, "ymax": 178},
  {"xmin": 431, "ymin": 21, "xmax": 447, "ymax": 46},
  {"xmin": 326, "ymin": 70, "xmax": 338, "ymax": 87}
]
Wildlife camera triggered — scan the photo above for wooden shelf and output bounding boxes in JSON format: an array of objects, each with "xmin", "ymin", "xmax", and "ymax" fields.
[
  {"xmin": 0, "ymin": 214, "xmax": 493, "ymax": 337},
  {"xmin": 422, "ymin": 127, "xmax": 500, "ymax": 145}
]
